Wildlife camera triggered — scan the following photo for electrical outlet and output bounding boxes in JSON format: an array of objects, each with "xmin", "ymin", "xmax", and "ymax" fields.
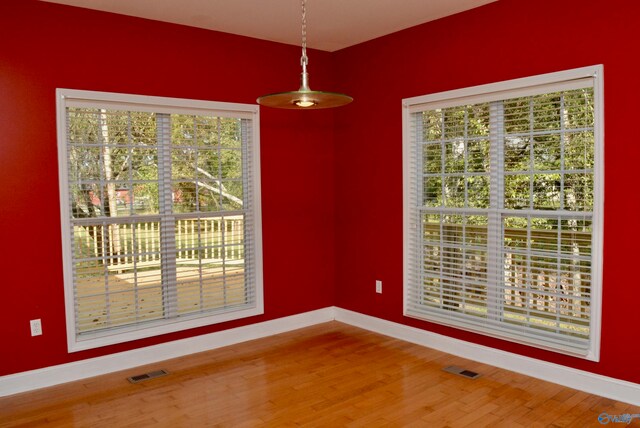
[
  {"xmin": 30, "ymin": 319, "xmax": 42, "ymax": 336},
  {"xmin": 375, "ymin": 280, "xmax": 382, "ymax": 294}
]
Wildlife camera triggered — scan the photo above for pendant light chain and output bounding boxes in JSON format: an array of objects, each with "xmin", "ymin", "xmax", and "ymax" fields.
[
  {"xmin": 300, "ymin": 0, "xmax": 308, "ymax": 66},
  {"xmin": 256, "ymin": 0, "xmax": 352, "ymax": 109}
]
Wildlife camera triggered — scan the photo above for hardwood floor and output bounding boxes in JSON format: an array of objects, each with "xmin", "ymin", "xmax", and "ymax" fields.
[{"xmin": 1, "ymin": 322, "xmax": 638, "ymax": 427}]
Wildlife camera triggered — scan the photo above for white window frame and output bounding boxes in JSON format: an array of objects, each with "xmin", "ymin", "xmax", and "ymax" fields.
[
  {"xmin": 402, "ymin": 65, "xmax": 604, "ymax": 360},
  {"xmin": 56, "ymin": 89, "xmax": 263, "ymax": 352}
]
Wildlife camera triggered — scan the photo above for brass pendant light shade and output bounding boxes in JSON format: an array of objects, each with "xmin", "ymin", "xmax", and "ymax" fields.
[
  {"xmin": 257, "ymin": 0, "xmax": 352, "ymax": 110},
  {"xmin": 257, "ymin": 68, "xmax": 353, "ymax": 109}
]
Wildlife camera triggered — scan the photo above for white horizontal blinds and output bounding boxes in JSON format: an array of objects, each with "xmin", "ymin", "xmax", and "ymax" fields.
[
  {"xmin": 404, "ymin": 109, "xmax": 422, "ymax": 313},
  {"xmin": 68, "ymin": 108, "xmax": 165, "ymax": 333},
  {"xmin": 240, "ymin": 118, "xmax": 258, "ymax": 309},
  {"xmin": 500, "ymin": 87, "xmax": 595, "ymax": 350},
  {"xmin": 169, "ymin": 114, "xmax": 252, "ymax": 318},
  {"xmin": 158, "ymin": 112, "xmax": 177, "ymax": 320},
  {"xmin": 502, "ymin": 89, "xmax": 595, "ymax": 212},
  {"xmin": 65, "ymin": 106, "xmax": 255, "ymax": 336},
  {"xmin": 408, "ymin": 103, "xmax": 492, "ymax": 323},
  {"xmin": 412, "ymin": 213, "xmax": 490, "ymax": 318},
  {"xmin": 502, "ymin": 214, "xmax": 592, "ymax": 349},
  {"xmin": 405, "ymin": 77, "xmax": 596, "ymax": 356}
]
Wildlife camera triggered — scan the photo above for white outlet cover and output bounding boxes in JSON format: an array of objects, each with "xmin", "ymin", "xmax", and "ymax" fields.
[{"xmin": 30, "ymin": 319, "xmax": 42, "ymax": 336}]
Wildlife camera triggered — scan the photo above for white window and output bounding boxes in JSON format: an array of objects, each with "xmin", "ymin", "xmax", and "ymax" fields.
[
  {"xmin": 403, "ymin": 66, "xmax": 603, "ymax": 360},
  {"xmin": 57, "ymin": 89, "xmax": 263, "ymax": 352}
]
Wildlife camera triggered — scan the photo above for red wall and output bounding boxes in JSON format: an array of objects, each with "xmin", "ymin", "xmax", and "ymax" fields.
[
  {"xmin": 2, "ymin": 0, "xmax": 639, "ymax": 387},
  {"xmin": 333, "ymin": 0, "xmax": 640, "ymax": 383},
  {"xmin": 0, "ymin": 0, "xmax": 336, "ymax": 375}
]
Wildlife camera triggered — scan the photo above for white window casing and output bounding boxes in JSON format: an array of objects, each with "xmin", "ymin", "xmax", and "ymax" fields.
[
  {"xmin": 57, "ymin": 89, "xmax": 263, "ymax": 352},
  {"xmin": 403, "ymin": 65, "xmax": 604, "ymax": 360}
]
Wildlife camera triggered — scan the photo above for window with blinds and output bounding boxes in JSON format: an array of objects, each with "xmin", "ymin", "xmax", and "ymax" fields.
[
  {"xmin": 402, "ymin": 66, "xmax": 603, "ymax": 360},
  {"xmin": 56, "ymin": 89, "xmax": 263, "ymax": 352}
]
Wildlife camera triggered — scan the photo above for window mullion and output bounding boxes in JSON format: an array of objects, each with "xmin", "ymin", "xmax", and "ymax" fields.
[
  {"xmin": 438, "ymin": 111, "xmax": 446, "ymax": 309},
  {"xmin": 157, "ymin": 113, "xmax": 177, "ymax": 319},
  {"xmin": 487, "ymin": 100, "xmax": 504, "ymax": 321}
]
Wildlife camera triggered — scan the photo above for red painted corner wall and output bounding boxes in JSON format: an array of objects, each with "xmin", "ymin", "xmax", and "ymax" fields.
[
  {"xmin": 0, "ymin": 0, "xmax": 336, "ymax": 375},
  {"xmin": 333, "ymin": 0, "xmax": 640, "ymax": 384},
  {"xmin": 2, "ymin": 0, "xmax": 639, "ymax": 388}
]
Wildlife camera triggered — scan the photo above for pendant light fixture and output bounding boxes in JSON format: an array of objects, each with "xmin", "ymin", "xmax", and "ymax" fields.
[{"xmin": 257, "ymin": 0, "xmax": 353, "ymax": 109}]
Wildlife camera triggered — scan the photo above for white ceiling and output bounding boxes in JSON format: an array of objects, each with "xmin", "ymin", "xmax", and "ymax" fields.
[{"xmin": 40, "ymin": 0, "xmax": 497, "ymax": 52}]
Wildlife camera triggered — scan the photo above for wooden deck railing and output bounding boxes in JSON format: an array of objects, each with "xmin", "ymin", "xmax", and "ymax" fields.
[
  {"xmin": 75, "ymin": 216, "xmax": 244, "ymax": 266},
  {"xmin": 421, "ymin": 222, "xmax": 592, "ymax": 321}
]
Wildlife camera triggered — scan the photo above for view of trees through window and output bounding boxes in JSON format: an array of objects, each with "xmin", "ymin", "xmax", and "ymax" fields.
[
  {"xmin": 412, "ymin": 86, "xmax": 595, "ymax": 349},
  {"xmin": 66, "ymin": 107, "xmax": 250, "ymax": 334}
]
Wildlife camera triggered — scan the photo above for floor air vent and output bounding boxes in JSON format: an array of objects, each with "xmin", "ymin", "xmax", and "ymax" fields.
[
  {"xmin": 442, "ymin": 365, "xmax": 481, "ymax": 379},
  {"xmin": 127, "ymin": 369, "xmax": 169, "ymax": 384}
]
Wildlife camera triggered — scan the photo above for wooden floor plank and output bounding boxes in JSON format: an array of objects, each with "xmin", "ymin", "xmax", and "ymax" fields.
[{"xmin": 0, "ymin": 322, "xmax": 637, "ymax": 427}]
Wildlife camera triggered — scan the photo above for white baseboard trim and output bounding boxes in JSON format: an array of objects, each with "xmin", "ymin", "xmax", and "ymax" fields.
[
  {"xmin": 3, "ymin": 306, "xmax": 639, "ymax": 407},
  {"xmin": 334, "ymin": 307, "xmax": 640, "ymax": 407},
  {"xmin": 0, "ymin": 308, "xmax": 334, "ymax": 397}
]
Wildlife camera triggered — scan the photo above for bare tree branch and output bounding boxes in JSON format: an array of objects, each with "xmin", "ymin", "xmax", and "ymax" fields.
[{"xmin": 196, "ymin": 167, "xmax": 243, "ymax": 206}]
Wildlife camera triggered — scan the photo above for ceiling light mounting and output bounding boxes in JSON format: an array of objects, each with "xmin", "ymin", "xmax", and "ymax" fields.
[{"xmin": 257, "ymin": 0, "xmax": 353, "ymax": 110}]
